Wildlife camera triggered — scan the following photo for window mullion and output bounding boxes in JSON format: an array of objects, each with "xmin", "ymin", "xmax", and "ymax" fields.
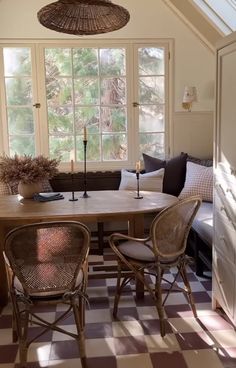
[
  {"xmin": 0, "ymin": 46, "xmax": 9, "ymax": 154},
  {"xmin": 36, "ymin": 44, "xmax": 50, "ymax": 156},
  {"xmin": 130, "ymin": 43, "xmax": 140, "ymax": 163},
  {"xmin": 31, "ymin": 44, "xmax": 43, "ymax": 156},
  {"xmin": 71, "ymin": 48, "xmax": 76, "ymax": 163}
]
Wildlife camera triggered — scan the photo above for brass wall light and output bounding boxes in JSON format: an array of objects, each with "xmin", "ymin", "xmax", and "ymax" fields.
[{"xmin": 182, "ymin": 86, "xmax": 197, "ymax": 112}]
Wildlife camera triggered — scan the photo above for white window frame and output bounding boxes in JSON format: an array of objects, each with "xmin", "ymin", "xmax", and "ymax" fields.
[{"xmin": 0, "ymin": 39, "xmax": 173, "ymax": 172}]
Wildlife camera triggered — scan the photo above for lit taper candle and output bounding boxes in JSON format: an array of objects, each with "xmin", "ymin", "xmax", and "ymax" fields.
[{"xmin": 136, "ymin": 160, "xmax": 140, "ymax": 174}]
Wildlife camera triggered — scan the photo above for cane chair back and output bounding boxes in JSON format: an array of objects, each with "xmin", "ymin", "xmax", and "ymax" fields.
[
  {"xmin": 109, "ymin": 196, "xmax": 202, "ymax": 337},
  {"xmin": 4, "ymin": 221, "xmax": 91, "ymax": 368},
  {"xmin": 150, "ymin": 196, "xmax": 201, "ymax": 259}
]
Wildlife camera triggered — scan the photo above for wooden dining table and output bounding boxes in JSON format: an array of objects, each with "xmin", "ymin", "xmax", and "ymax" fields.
[{"xmin": 0, "ymin": 190, "xmax": 178, "ymax": 307}]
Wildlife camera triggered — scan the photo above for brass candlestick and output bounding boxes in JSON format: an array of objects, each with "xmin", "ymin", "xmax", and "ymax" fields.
[
  {"xmin": 69, "ymin": 173, "xmax": 78, "ymax": 201},
  {"xmin": 82, "ymin": 139, "xmax": 90, "ymax": 198}
]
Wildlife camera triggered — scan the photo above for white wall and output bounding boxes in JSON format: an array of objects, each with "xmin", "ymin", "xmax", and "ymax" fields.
[{"xmin": 0, "ymin": 0, "xmax": 216, "ymax": 158}]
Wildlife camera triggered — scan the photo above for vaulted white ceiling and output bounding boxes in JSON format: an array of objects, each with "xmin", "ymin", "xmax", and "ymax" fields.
[
  {"xmin": 192, "ymin": 0, "xmax": 236, "ymax": 34},
  {"xmin": 163, "ymin": 0, "xmax": 236, "ymax": 50}
]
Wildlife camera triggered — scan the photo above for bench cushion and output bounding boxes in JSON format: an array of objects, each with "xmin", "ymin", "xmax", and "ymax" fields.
[{"xmin": 192, "ymin": 202, "xmax": 213, "ymax": 246}]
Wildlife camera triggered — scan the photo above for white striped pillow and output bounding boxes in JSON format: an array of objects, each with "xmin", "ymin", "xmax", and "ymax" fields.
[
  {"xmin": 179, "ymin": 162, "xmax": 213, "ymax": 202},
  {"xmin": 119, "ymin": 168, "xmax": 165, "ymax": 192}
]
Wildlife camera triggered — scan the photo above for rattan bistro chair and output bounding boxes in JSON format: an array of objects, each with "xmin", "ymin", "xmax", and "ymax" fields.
[
  {"xmin": 3, "ymin": 221, "xmax": 91, "ymax": 368},
  {"xmin": 109, "ymin": 196, "xmax": 201, "ymax": 337}
]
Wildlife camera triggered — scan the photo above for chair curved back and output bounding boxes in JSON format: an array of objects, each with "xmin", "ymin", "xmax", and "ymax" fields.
[
  {"xmin": 150, "ymin": 196, "xmax": 201, "ymax": 259},
  {"xmin": 4, "ymin": 221, "xmax": 90, "ymax": 296}
]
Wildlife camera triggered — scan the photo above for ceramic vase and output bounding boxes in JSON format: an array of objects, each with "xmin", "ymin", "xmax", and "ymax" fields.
[{"xmin": 18, "ymin": 181, "xmax": 42, "ymax": 199}]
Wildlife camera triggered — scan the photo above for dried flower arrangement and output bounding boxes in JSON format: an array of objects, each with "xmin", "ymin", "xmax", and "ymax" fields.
[{"xmin": 0, "ymin": 154, "xmax": 60, "ymax": 184}]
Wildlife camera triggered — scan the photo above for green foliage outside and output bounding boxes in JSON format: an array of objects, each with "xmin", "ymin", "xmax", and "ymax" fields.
[{"xmin": 3, "ymin": 46, "xmax": 165, "ymax": 162}]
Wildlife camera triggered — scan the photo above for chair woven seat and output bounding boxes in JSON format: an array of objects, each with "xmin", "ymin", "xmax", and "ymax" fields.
[{"xmin": 18, "ymin": 261, "xmax": 80, "ymax": 290}]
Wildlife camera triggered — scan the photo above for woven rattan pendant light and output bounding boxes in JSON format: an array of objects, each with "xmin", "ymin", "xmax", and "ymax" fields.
[{"xmin": 37, "ymin": 0, "xmax": 130, "ymax": 35}]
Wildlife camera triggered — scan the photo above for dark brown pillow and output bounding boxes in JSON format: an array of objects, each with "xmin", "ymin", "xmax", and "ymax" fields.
[
  {"xmin": 143, "ymin": 153, "xmax": 187, "ymax": 196},
  {"xmin": 186, "ymin": 153, "xmax": 213, "ymax": 167},
  {"xmin": 142, "ymin": 153, "xmax": 166, "ymax": 172}
]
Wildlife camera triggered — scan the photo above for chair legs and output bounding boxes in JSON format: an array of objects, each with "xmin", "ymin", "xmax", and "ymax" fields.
[
  {"xmin": 10, "ymin": 289, "xmax": 88, "ymax": 368},
  {"xmin": 10, "ymin": 291, "xmax": 29, "ymax": 366},
  {"xmin": 113, "ymin": 260, "xmax": 167, "ymax": 336},
  {"xmin": 113, "ymin": 261, "xmax": 128, "ymax": 318},
  {"xmin": 179, "ymin": 264, "xmax": 197, "ymax": 318},
  {"xmin": 12, "ymin": 300, "xmax": 30, "ymax": 368},
  {"xmin": 154, "ymin": 267, "xmax": 166, "ymax": 337},
  {"xmin": 112, "ymin": 260, "xmax": 197, "ymax": 338},
  {"xmin": 73, "ymin": 304, "xmax": 87, "ymax": 368}
]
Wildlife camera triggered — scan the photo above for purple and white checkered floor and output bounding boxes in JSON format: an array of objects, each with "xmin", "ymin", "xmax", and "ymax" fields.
[{"xmin": 0, "ymin": 249, "xmax": 236, "ymax": 368}]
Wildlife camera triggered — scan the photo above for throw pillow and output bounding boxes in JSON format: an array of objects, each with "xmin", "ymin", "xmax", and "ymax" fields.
[
  {"xmin": 143, "ymin": 152, "xmax": 187, "ymax": 196},
  {"xmin": 142, "ymin": 153, "xmax": 166, "ymax": 172},
  {"xmin": 178, "ymin": 161, "xmax": 213, "ymax": 202},
  {"xmin": 182, "ymin": 152, "xmax": 213, "ymax": 167},
  {"xmin": 0, "ymin": 181, "xmax": 10, "ymax": 195},
  {"xmin": 119, "ymin": 168, "xmax": 165, "ymax": 192}
]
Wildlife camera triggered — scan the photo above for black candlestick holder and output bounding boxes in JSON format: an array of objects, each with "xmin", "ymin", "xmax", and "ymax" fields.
[
  {"xmin": 81, "ymin": 139, "xmax": 90, "ymax": 198},
  {"xmin": 134, "ymin": 172, "xmax": 143, "ymax": 199},
  {"xmin": 69, "ymin": 173, "xmax": 78, "ymax": 201}
]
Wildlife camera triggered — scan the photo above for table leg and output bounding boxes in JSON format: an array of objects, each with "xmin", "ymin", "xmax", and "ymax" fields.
[
  {"xmin": 128, "ymin": 214, "xmax": 145, "ymax": 299},
  {"xmin": 0, "ymin": 226, "xmax": 9, "ymax": 308}
]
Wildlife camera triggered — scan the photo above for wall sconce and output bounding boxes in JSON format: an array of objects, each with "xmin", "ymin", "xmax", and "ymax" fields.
[{"xmin": 182, "ymin": 86, "xmax": 197, "ymax": 112}]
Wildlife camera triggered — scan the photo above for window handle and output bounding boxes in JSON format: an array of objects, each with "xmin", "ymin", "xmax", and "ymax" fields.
[
  {"xmin": 132, "ymin": 102, "xmax": 140, "ymax": 107},
  {"xmin": 33, "ymin": 103, "xmax": 41, "ymax": 108}
]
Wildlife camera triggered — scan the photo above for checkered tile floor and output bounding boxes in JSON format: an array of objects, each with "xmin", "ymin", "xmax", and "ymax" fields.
[{"xmin": 1, "ymin": 249, "xmax": 236, "ymax": 368}]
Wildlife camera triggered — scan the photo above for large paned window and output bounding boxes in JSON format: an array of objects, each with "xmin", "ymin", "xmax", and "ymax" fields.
[
  {"xmin": 2, "ymin": 47, "xmax": 36, "ymax": 156},
  {"xmin": 0, "ymin": 40, "xmax": 171, "ymax": 170},
  {"xmin": 45, "ymin": 47, "xmax": 127, "ymax": 162},
  {"xmin": 136, "ymin": 46, "xmax": 166, "ymax": 158}
]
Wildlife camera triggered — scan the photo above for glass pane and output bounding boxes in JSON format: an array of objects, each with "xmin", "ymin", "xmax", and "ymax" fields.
[
  {"xmin": 139, "ymin": 105, "xmax": 164, "ymax": 132},
  {"xmin": 101, "ymin": 107, "xmax": 126, "ymax": 132},
  {"xmin": 75, "ymin": 107, "xmax": 99, "ymax": 134},
  {"xmin": 73, "ymin": 48, "xmax": 98, "ymax": 76},
  {"xmin": 9, "ymin": 135, "xmax": 35, "ymax": 156},
  {"xmin": 45, "ymin": 48, "xmax": 72, "ymax": 76},
  {"xmin": 76, "ymin": 135, "xmax": 100, "ymax": 161},
  {"xmin": 102, "ymin": 134, "xmax": 127, "ymax": 160},
  {"xmin": 101, "ymin": 78, "xmax": 126, "ymax": 105},
  {"xmin": 48, "ymin": 107, "xmax": 73, "ymax": 134},
  {"xmin": 139, "ymin": 76, "xmax": 164, "ymax": 104},
  {"xmin": 3, "ymin": 48, "xmax": 31, "ymax": 76},
  {"xmin": 8, "ymin": 107, "xmax": 34, "ymax": 134},
  {"xmin": 49, "ymin": 136, "xmax": 73, "ymax": 161},
  {"xmin": 138, "ymin": 47, "xmax": 164, "ymax": 75},
  {"xmin": 139, "ymin": 133, "xmax": 165, "ymax": 158},
  {"xmin": 100, "ymin": 48, "xmax": 125, "ymax": 76},
  {"xmin": 74, "ymin": 78, "xmax": 99, "ymax": 105},
  {"xmin": 46, "ymin": 78, "xmax": 72, "ymax": 106},
  {"xmin": 5, "ymin": 78, "xmax": 32, "ymax": 105}
]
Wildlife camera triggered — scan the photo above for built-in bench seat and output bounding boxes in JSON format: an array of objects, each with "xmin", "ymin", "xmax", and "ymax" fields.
[{"xmin": 188, "ymin": 202, "xmax": 213, "ymax": 276}]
